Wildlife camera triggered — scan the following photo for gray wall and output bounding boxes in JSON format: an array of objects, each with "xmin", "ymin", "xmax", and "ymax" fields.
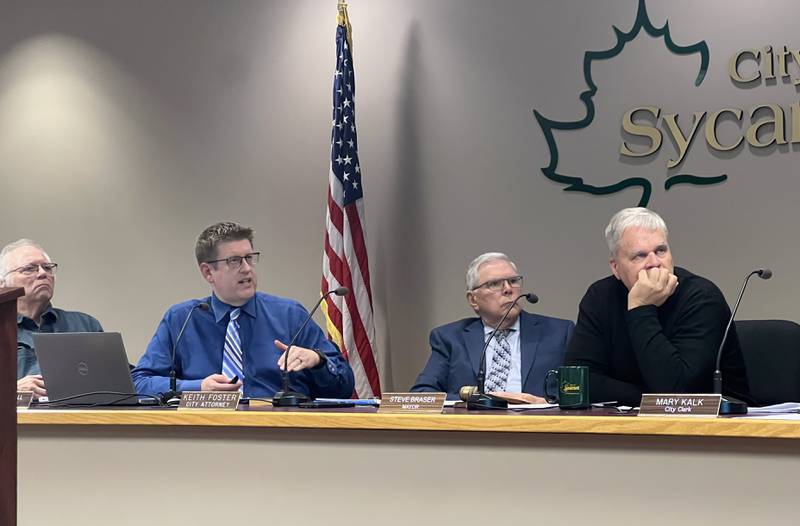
[{"xmin": 1, "ymin": 0, "xmax": 797, "ymax": 391}]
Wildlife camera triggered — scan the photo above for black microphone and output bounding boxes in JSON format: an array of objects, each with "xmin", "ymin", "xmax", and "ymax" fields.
[
  {"xmin": 466, "ymin": 292, "xmax": 538, "ymax": 410},
  {"xmin": 714, "ymin": 268, "xmax": 772, "ymax": 415},
  {"xmin": 272, "ymin": 287, "xmax": 349, "ymax": 407},
  {"xmin": 162, "ymin": 302, "xmax": 210, "ymax": 404}
]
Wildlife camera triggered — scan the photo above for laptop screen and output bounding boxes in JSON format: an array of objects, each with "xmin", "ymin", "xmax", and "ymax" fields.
[{"xmin": 34, "ymin": 332, "xmax": 140, "ymax": 406}]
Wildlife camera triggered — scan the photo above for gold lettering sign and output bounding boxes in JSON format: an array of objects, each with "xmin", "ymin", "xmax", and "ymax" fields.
[
  {"xmin": 729, "ymin": 48, "xmax": 761, "ymax": 83},
  {"xmin": 620, "ymin": 107, "xmax": 662, "ymax": 157},
  {"xmin": 705, "ymin": 108, "xmax": 743, "ymax": 151},
  {"xmin": 619, "ymin": 44, "xmax": 800, "ymax": 163}
]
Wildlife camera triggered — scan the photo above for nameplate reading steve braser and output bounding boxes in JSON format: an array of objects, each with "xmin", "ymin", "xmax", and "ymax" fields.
[
  {"xmin": 16, "ymin": 391, "xmax": 34, "ymax": 409},
  {"xmin": 639, "ymin": 394, "xmax": 722, "ymax": 417},
  {"xmin": 378, "ymin": 392, "xmax": 446, "ymax": 414},
  {"xmin": 178, "ymin": 391, "xmax": 241, "ymax": 411}
]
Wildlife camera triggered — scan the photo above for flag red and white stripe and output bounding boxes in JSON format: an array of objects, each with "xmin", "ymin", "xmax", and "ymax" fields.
[{"xmin": 321, "ymin": 4, "xmax": 381, "ymax": 398}]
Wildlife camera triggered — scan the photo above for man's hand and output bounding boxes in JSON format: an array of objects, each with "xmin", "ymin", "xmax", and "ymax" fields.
[
  {"xmin": 628, "ymin": 268, "xmax": 678, "ymax": 310},
  {"xmin": 488, "ymin": 391, "xmax": 548, "ymax": 404},
  {"xmin": 200, "ymin": 374, "xmax": 242, "ymax": 391},
  {"xmin": 274, "ymin": 340, "xmax": 321, "ymax": 372},
  {"xmin": 17, "ymin": 375, "xmax": 47, "ymax": 398}
]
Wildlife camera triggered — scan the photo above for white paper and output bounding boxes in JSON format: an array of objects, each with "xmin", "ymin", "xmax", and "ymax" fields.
[
  {"xmin": 507, "ymin": 403, "xmax": 558, "ymax": 410},
  {"xmin": 745, "ymin": 402, "xmax": 800, "ymax": 414}
]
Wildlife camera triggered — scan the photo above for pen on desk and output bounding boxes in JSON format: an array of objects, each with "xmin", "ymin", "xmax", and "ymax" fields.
[
  {"xmin": 591, "ymin": 401, "xmax": 619, "ymax": 407},
  {"xmin": 315, "ymin": 398, "xmax": 379, "ymax": 406}
]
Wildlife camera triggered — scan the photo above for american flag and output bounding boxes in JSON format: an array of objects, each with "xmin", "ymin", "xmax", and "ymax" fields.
[{"xmin": 321, "ymin": 3, "xmax": 381, "ymax": 398}]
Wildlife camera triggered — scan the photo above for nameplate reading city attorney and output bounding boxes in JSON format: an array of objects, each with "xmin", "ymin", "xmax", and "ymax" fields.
[
  {"xmin": 178, "ymin": 391, "xmax": 241, "ymax": 411},
  {"xmin": 639, "ymin": 394, "xmax": 722, "ymax": 417},
  {"xmin": 379, "ymin": 392, "xmax": 446, "ymax": 414},
  {"xmin": 16, "ymin": 391, "xmax": 34, "ymax": 409}
]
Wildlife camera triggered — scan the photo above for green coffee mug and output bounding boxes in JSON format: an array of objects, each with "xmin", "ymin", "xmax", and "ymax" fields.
[{"xmin": 544, "ymin": 366, "xmax": 590, "ymax": 409}]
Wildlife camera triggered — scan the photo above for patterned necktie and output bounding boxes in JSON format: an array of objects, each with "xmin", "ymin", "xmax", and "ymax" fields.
[
  {"xmin": 485, "ymin": 329, "xmax": 512, "ymax": 392},
  {"xmin": 221, "ymin": 308, "xmax": 244, "ymax": 389}
]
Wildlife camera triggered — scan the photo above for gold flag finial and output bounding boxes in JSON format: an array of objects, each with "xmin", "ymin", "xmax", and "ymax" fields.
[{"xmin": 337, "ymin": 1, "xmax": 353, "ymax": 51}]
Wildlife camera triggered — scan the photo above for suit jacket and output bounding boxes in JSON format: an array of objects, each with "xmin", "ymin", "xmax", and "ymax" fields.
[{"xmin": 410, "ymin": 310, "xmax": 575, "ymax": 399}]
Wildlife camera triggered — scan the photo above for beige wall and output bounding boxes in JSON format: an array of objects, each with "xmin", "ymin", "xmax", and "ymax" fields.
[
  {"xmin": 19, "ymin": 424, "xmax": 800, "ymax": 526},
  {"xmin": 1, "ymin": 1, "xmax": 798, "ymax": 391}
]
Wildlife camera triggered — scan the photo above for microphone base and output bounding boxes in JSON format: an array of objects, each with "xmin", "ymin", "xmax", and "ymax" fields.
[
  {"xmin": 161, "ymin": 390, "xmax": 182, "ymax": 405},
  {"xmin": 272, "ymin": 390, "xmax": 311, "ymax": 407},
  {"xmin": 719, "ymin": 396, "xmax": 748, "ymax": 415},
  {"xmin": 466, "ymin": 392, "xmax": 509, "ymax": 410}
]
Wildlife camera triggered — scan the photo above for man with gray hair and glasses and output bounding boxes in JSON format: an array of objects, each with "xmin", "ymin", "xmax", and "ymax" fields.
[
  {"xmin": 411, "ymin": 252, "xmax": 574, "ymax": 401},
  {"xmin": 132, "ymin": 221, "xmax": 354, "ymax": 399},
  {"xmin": 565, "ymin": 207, "xmax": 752, "ymax": 406},
  {"xmin": 0, "ymin": 239, "xmax": 103, "ymax": 398}
]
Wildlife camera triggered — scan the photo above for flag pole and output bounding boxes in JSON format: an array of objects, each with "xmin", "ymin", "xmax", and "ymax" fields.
[{"xmin": 337, "ymin": 1, "xmax": 353, "ymax": 51}]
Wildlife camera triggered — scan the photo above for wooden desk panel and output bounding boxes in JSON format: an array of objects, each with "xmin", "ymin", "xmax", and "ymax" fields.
[
  {"xmin": 17, "ymin": 409, "xmax": 800, "ymax": 526},
  {"xmin": 17, "ymin": 407, "xmax": 800, "ymax": 439}
]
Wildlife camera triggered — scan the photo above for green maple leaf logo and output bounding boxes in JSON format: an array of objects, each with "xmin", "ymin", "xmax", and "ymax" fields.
[{"xmin": 533, "ymin": 0, "xmax": 726, "ymax": 207}]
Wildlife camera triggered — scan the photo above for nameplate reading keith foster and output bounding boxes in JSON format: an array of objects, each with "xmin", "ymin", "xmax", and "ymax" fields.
[{"xmin": 178, "ymin": 391, "xmax": 241, "ymax": 411}]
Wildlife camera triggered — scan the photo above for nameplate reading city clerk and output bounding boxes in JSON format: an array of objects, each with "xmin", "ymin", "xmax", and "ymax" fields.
[
  {"xmin": 639, "ymin": 394, "xmax": 722, "ymax": 417},
  {"xmin": 379, "ymin": 392, "xmax": 446, "ymax": 414},
  {"xmin": 178, "ymin": 391, "xmax": 242, "ymax": 411}
]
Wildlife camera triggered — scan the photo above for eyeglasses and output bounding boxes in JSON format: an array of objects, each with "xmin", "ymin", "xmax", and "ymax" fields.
[
  {"xmin": 3, "ymin": 262, "xmax": 59, "ymax": 277},
  {"xmin": 205, "ymin": 252, "xmax": 260, "ymax": 270},
  {"xmin": 472, "ymin": 275, "xmax": 523, "ymax": 292}
]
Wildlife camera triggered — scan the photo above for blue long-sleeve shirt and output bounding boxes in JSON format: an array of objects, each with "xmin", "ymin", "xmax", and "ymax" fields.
[{"xmin": 132, "ymin": 292, "xmax": 355, "ymax": 398}]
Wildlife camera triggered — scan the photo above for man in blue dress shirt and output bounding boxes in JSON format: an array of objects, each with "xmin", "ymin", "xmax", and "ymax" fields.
[
  {"xmin": 132, "ymin": 222, "xmax": 355, "ymax": 399},
  {"xmin": 0, "ymin": 239, "xmax": 103, "ymax": 399},
  {"xmin": 411, "ymin": 252, "xmax": 574, "ymax": 401}
]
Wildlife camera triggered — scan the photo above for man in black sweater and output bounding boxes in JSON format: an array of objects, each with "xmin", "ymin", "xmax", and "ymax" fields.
[{"xmin": 565, "ymin": 207, "xmax": 752, "ymax": 406}]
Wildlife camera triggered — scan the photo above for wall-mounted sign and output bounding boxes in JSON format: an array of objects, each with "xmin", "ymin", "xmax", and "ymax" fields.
[{"xmin": 534, "ymin": 0, "xmax": 797, "ymax": 206}]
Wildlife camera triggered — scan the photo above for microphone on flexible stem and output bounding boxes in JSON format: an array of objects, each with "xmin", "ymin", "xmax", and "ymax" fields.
[
  {"xmin": 272, "ymin": 286, "xmax": 349, "ymax": 407},
  {"xmin": 466, "ymin": 292, "xmax": 539, "ymax": 410},
  {"xmin": 715, "ymin": 268, "xmax": 772, "ymax": 415},
  {"xmin": 162, "ymin": 302, "xmax": 210, "ymax": 404}
]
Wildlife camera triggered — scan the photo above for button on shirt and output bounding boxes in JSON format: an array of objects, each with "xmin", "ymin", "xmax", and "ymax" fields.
[
  {"xmin": 483, "ymin": 317, "xmax": 522, "ymax": 392},
  {"xmin": 132, "ymin": 292, "xmax": 355, "ymax": 399},
  {"xmin": 16, "ymin": 306, "xmax": 104, "ymax": 379}
]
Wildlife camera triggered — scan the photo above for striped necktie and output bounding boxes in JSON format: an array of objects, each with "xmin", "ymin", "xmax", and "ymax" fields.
[
  {"xmin": 221, "ymin": 308, "xmax": 244, "ymax": 389},
  {"xmin": 485, "ymin": 329, "xmax": 512, "ymax": 392}
]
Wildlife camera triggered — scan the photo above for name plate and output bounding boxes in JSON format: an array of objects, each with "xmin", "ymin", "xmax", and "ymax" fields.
[
  {"xmin": 378, "ymin": 392, "xmax": 446, "ymax": 413},
  {"xmin": 639, "ymin": 394, "xmax": 722, "ymax": 417},
  {"xmin": 178, "ymin": 391, "xmax": 241, "ymax": 411},
  {"xmin": 16, "ymin": 391, "xmax": 34, "ymax": 409}
]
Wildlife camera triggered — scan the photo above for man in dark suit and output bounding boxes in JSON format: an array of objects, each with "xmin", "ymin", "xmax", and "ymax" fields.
[{"xmin": 411, "ymin": 252, "xmax": 574, "ymax": 401}]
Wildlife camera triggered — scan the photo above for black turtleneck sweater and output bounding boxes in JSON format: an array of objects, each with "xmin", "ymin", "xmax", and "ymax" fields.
[{"xmin": 565, "ymin": 267, "xmax": 752, "ymax": 406}]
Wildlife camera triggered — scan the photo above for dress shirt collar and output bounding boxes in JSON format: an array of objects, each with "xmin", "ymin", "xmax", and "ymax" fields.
[
  {"xmin": 210, "ymin": 293, "xmax": 257, "ymax": 323},
  {"xmin": 16, "ymin": 303, "xmax": 57, "ymax": 326},
  {"xmin": 482, "ymin": 315, "xmax": 520, "ymax": 336}
]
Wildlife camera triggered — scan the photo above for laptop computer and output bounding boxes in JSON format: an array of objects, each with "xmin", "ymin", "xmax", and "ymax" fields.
[{"xmin": 34, "ymin": 332, "xmax": 150, "ymax": 406}]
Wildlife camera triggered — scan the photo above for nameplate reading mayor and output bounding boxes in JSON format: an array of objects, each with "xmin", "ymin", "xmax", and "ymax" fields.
[
  {"xmin": 639, "ymin": 394, "xmax": 722, "ymax": 417},
  {"xmin": 178, "ymin": 391, "xmax": 241, "ymax": 411},
  {"xmin": 379, "ymin": 392, "xmax": 446, "ymax": 414}
]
